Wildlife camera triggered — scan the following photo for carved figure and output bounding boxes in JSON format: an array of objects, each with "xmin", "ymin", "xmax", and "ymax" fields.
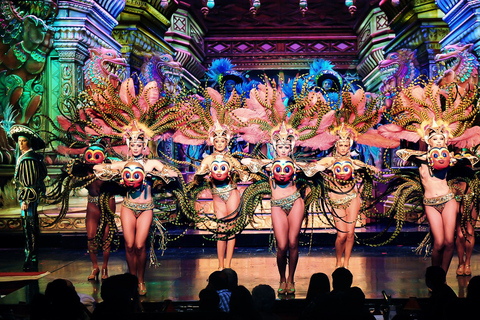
[
  {"xmin": 139, "ymin": 52, "xmax": 182, "ymax": 92},
  {"xmin": 84, "ymin": 47, "xmax": 127, "ymax": 91},
  {"xmin": 0, "ymin": 1, "xmax": 58, "ymax": 122},
  {"xmin": 435, "ymin": 43, "xmax": 479, "ymax": 94},
  {"xmin": 379, "ymin": 49, "xmax": 420, "ymax": 94}
]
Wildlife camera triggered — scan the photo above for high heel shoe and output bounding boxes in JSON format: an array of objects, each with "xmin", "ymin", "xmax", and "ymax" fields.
[
  {"xmin": 465, "ymin": 265, "xmax": 472, "ymax": 276},
  {"xmin": 101, "ymin": 268, "xmax": 108, "ymax": 280},
  {"xmin": 286, "ymin": 282, "xmax": 295, "ymax": 295},
  {"xmin": 138, "ymin": 282, "xmax": 147, "ymax": 296},
  {"xmin": 278, "ymin": 282, "xmax": 287, "ymax": 295},
  {"xmin": 457, "ymin": 264, "xmax": 465, "ymax": 276},
  {"xmin": 88, "ymin": 268, "xmax": 100, "ymax": 281}
]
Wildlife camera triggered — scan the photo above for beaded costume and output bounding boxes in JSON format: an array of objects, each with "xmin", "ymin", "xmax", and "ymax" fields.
[
  {"xmin": 377, "ymin": 78, "xmax": 480, "ymax": 246},
  {"xmin": 171, "ymin": 77, "xmax": 249, "ymax": 240}
]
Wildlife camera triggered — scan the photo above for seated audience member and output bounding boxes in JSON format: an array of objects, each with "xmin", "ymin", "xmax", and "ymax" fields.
[
  {"xmin": 229, "ymin": 285, "xmax": 260, "ymax": 320},
  {"xmin": 223, "ymin": 268, "xmax": 239, "ymax": 291},
  {"xmin": 331, "ymin": 267, "xmax": 353, "ymax": 293},
  {"xmin": 199, "ymin": 288, "xmax": 221, "ymax": 312},
  {"xmin": 252, "ymin": 284, "xmax": 280, "ymax": 320},
  {"xmin": 464, "ymin": 275, "xmax": 480, "ymax": 317},
  {"xmin": 345, "ymin": 286, "xmax": 375, "ymax": 319},
  {"xmin": 92, "ymin": 273, "xmax": 142, "ymax": 320},
  {"xmin": 424, "ymin": 266, "xmax": 457, "ymax": 320},
  {"xmin": 305, "ymin": 272, "xmax": 330, "ymax": 304},
  {"xmin": 44, "ymin": 279, "xmax": 91, "ymax": 320},
  {"xmin": 207, "ymin": 270, "xmax": 231, "ymax": 312}
]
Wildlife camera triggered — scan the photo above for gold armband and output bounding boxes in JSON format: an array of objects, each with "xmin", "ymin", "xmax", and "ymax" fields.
[{"xmin": 95, "ymin": 164, "xmax": 119, "ymax": 180}]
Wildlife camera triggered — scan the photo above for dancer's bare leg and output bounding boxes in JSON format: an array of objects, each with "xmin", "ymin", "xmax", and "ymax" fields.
[
  {"xmin": 101, "ymin": 198, "xmax": 116, "ymax": 270},
  {"xmin": 334, "ymin": 208, "xmax": 348, "ymax": 268},
  {"xmin": 286, "ymin": 199, "xmax": 304, "ymax": 285},
  {"xmin": 426, "ymin": 199, "xmax": 457, "ymax": 272},
  {"xmin": 343, "ymin": 197, "xmax": 360, "ymax": 268},
  {"xmin": 135, "ymin": 209, "xmax": 153, "ymax": 284},
  {"xmin": 121, "ymin": 207, "xmax": 138, "ymax": 276},
  {"xmin": 224, "ymin": 191, "xmax": 240, "ymax": 269},
  {"xmin": 271, "ymin": 206, "xmax": 288, "ymax": 288},
  {"xmin": 86, "ymin": 203, "xmax": 101, "ymax": 270},
  {"xmin": 465, "ymin": 208, "xmax": 477, "ymax": 267}
]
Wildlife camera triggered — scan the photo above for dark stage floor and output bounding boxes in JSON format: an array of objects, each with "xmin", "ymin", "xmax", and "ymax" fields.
[{"xmin": 1, "ymin": 242, "xmax": 479, "ymax": 305}]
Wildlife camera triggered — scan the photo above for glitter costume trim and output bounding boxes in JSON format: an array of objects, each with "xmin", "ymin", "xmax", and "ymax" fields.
[
  {"xmin": 212, "ymin": 182, "xmax": 237, "ymax": 203},
  {"xmin": 423, "ymin": 192, "xmax": 455, "ymax": 214},
  {"xmin": 271, "ymin": 191, "xmax": 301, "ymax": 215},
  {"xmin": 329, "ymin": 192, "xmax": 358, "ymax": 210},
  {"xmin": 122, "ymin": 198, "xmax": 155, "ymax": 218}
]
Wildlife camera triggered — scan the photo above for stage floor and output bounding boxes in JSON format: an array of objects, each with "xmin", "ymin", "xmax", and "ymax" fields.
[{"xmin": 1, "ymin": 244, "xmax": 479, "ymax": 305}]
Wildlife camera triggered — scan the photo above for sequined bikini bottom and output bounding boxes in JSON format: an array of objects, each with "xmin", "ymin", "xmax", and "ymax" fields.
[
  {"xmin": 423, "ymin": 192, "xmax": 455, "ymax": 214},
  {"xmin": 329, "ymin": 192, "xmax": 357, "ymax": 210},
  {"xmin": 271, "ymin": 191, "xmax": 301, "ymax": 215},
  {"xmin": 122, "ymin": 198, "xmax": 155, "ymax": 218}
]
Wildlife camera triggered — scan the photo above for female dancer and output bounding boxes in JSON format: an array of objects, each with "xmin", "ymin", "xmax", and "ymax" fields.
[
  {"xmin": 455, "ymin": 183, "xmax": 477, "ymax": 276},
  {"xmin": 397, "ymin": 124, "xmax": 459, "ymax": 272},
  {"xmin": 380, "ymin": 79, "xmax": 479, "ymax": 272},
  {"xmin": 95, "ymin": 124, "xmax": 178, "ymax": 295},
  {"xmin": 81, "ymin": 143, "xmax": 116, "ymax": 281},
  {"xmin": 171, "ymin": 84, "xmax": 247, "ymax": 270},
  {"xmin": 314, "ymin": 124, "xmax": 380, "ymax": 269},
  {"xmin": 234, "ymin": 76, "xmax": 335, "ymax": 295},
  {"xmin": 194, "ymin": 122, "xmax": 244, "ymax": 270},
  {"xmin": 242, "ymin": 123, "xmax": 304, "ymax": 295}
]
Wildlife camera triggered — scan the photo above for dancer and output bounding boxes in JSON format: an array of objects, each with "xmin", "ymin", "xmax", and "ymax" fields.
[
  {"xmin": 379, "ymin": 79, "xmax": 479, "ymax": 272},
  {"xmin": 195, "ymin": 123, "xmax": 244, "ymax": 270},
  {"xmin": 95, "ymin": 123, "xmax": 178, "ymax": 295},
  {"xmin": 79, "ymin": 142, "xmax": 117, "ymax": 281},
  {"xmin": 234, "ymin": 76, "xmax": 335, "ymax": 295},
  {"xmin": 172, "ymin": 83, "xmax": 248, "ymax": 270},
  {"xmin": 10, "ymin": 125, "xmax": 47, "ymax": 270},
  {"xmin": 242, "ymin": 123, "xmax": 305, "ymax": 295},
  {"xmin": 314, "ymin": 123, "xmax": 380, "ymax": 269},
  {"xmin": 455, "ymin": 181, "xmax": 477, "ymax": 276}
]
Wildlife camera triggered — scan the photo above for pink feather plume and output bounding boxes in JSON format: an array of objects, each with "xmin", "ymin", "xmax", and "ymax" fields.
[{"xmin": 378, "ymin": 124, "xmax": 420, "ymax": 143}]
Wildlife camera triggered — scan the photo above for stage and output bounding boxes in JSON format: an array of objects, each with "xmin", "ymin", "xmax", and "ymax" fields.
[{"xmin": 0, "ymin": 239, "xmax": 478, "ymax": 306}]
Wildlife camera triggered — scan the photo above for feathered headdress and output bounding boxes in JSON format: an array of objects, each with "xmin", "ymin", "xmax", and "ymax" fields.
[
  {"xmin": 54, "ymin": 77, "xmax": 176, "ymax": 156},
  {"xmin": 232, "ymin": 75, "xmax": 336, "ymax": 153},
  {"xmin": 378, "ymin": 78, "xmax": 479, "ymax": 148},
  {"xmin": 171, "ymin": 85, "xmax": 243, "ymax": 146},
  {"xmin": 325, "ymin": 88, "xmax": 397, "ymax": 149},
  {"xmin": 205, "ymin": 58, "xmax": 246, "ymax": 86}
]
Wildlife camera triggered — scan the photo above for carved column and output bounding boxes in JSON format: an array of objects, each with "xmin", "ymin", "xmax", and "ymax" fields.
[
  {"xmin": 46, "ymin": 0, "xmax": 124, "ymax": 135},
  {"xmin": 381, "ymin": 0, "xmax": 449, "ymax": 77},
  {"xmin": 355, "ymin": 7, "xmax": 395, "ymax": 92},
  {"xmin": 436, "ymin": 0, "xmax": 480, "ymax": 55},
  {"xmin": 113, "ymin": 0, "xmax": 178, "ymax": 76},
  {"xmin": 164, "ymin": 1, "xmax": 207, "ymax": 88}
]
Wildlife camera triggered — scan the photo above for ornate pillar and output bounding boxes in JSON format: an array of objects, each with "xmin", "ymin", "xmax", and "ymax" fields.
[
  {"xmin": 381, "ymin": 0, "xmax": 449, "ymax": 77},
  {"xmin": 46, "ymin": 0, "xmax": 125, "ymax": 135},
  {"xmin": 355, "ymin": 7, "xmax": 395, "ymax": 92},
  {"xmin": 436, "ymin": 0, "xmax": 480, "ymax": 55},
  {"xmin": 164, "ymin": 1, "xmax": 207, "ymax": 88},
  {"xmin": 112, "ymin": 0, "xmax": 178, "ymax": 76}
]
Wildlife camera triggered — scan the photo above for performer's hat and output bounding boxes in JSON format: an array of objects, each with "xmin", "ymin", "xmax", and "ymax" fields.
[{"xmin": 9, "ymin": 125, "xmax": 46, "ymax": 151}]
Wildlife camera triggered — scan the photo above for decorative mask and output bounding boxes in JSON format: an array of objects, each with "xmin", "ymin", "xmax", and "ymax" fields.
[
  {"xmin": 271, "ymin": 159, "xmax": 295, "ymax": 183},
  {"xmin": 210, "ymin": 157, "xmax": 230, "ymax": 181},
  {"xmin": 428, "ymin": 147, "xmax": 452, "ymax": 170},
  {"xmin": 121, "ymin": 162, "xmax": 146, "ymax": 189},
  {"xmin": 333, "ymin": 160, "xmax": 354, "ymax": 180},
  {"xmin": 84, "ymin": 146, "xmax": 105, "ymax": 164}
]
